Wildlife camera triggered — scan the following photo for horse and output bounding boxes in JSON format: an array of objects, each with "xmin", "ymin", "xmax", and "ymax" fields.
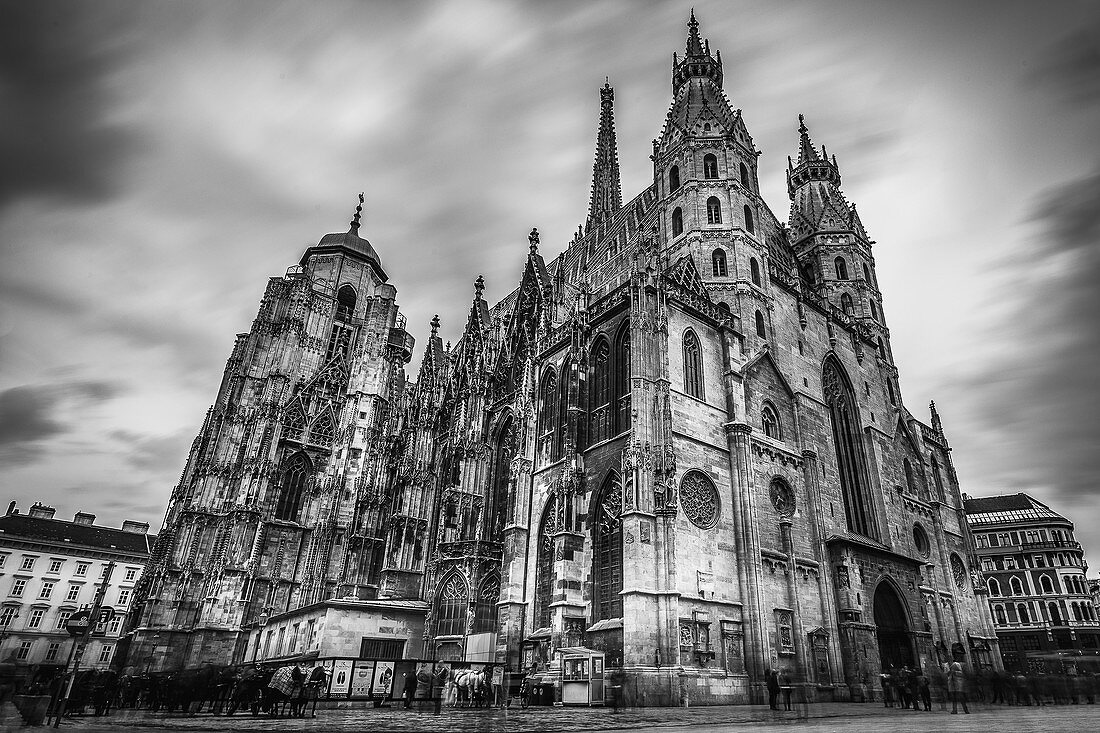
[
  {"xmin": 225, "ymin": 665, "xmax": 270, "ymax": 716},
  {"xmin": 452, "ymin": 668, "xmax": 488, "ymax": 708},
  {"xmin": 261, "ymin": 665, "xmax": 307, "ymax": 717}
]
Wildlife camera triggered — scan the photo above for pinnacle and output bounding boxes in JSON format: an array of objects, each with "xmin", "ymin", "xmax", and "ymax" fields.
[
  {"xmin": 350, "ymin": 192, "xmax": 364, "ymax": 231},
  {"xmin": 529, "ymin": 227, "xmax": 540, "ymax": 254},
  {"xmin": 797, "ymin": 115, "xmax": 820, "ymax": 164}
]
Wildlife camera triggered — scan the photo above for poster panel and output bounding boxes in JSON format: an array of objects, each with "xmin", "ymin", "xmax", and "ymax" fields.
[
  {"xmin": 372, "ymin": 661, "xmax": 395, "ymax": 697},
  {"xmin": 353, "ymin": 660, "xmax": 376, "ymax": 698},
  {"xmin": 321, "ymin": 659, "xmax": 336, "ymax": 698},
  {"xmin": 330, "ymin": 659, "xmax": 354, "ymax": 699}
]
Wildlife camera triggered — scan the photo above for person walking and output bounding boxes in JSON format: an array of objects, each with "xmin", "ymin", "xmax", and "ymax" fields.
[
  {"xmin": 917, "ymin": 670, "xmax": 932, "ymax": 711},
  {"xmin": 880, "ymin": 667, "xmax": 894, "ymax": 708},
  {"xmin": 948, "ymin": 661, "xmax": 969, "ymax": 714},
  {"xmin": 766, "ymin": 669, "xmax": 780, "ymax": 710},
  {"xmin": 779, "ymin": 669, "xmax": 793, "ymax": 711}
]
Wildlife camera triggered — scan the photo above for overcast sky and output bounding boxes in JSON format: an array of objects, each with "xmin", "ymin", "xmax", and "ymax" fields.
[{"xmin": 2, "ymin": 0, "xmax": 1098, "ymax": 562}]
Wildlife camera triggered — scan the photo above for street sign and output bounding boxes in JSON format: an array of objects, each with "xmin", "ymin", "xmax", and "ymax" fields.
[{"xmin": 65, "ymin": 610, "xmax": 91, "ymax": 637}]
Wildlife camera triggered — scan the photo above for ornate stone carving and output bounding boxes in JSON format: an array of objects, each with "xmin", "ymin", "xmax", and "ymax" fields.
[
  {"xmin": 769, "ymin": 478, "xmax": 796, "ymax": 517},
  {"xmin": 680, "ymin": 470, "xmax": 720, "ymax": 529},
  {"xmin": 950, "ymin": 553, "xmax": 967, "ymax": 589}
]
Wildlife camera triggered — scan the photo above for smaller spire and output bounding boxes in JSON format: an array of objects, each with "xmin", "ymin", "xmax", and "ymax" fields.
[
  {"xmin": 474, "ymin": 274, "xmax": 485, "ymax": 300},
  {"xmin": 430, "ymin": 314, "xmax": 440, "ymax": 337},
  {"xmin": 350, "ymin": 192, "xmax": 364, "ymax": 231},
  {"xmin": 686, "ymin": 8, "xmax": 705, "ymax": 56},
  {"xmin": 930, "ymin": 400, "xmax": 942, "ymax": 432},
  {"xmin": 529, "ymin": 227, "xmax": 540, "ymax": 254},
  {"xmin": 797, "ymin": 115, "xmax": 820, "ymax": 164}
]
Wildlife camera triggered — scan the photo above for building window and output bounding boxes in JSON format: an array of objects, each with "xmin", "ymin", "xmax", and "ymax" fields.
[
  {"xmin": 118, "ymin": 589, "xmax": 131, "ymax": 606},
  {"xmin": 0, "ymin": 555, "xmax": 6, "ymax": 569},
  {"xmin": 869, "ymin": 301, "xmax": 879, "ymax": 321},
  {"xmin": 669, "ymin": 165, "xmax": 680, "ymax": 192},
  {"xmin": 711, "ymin": 248, "xmax": 727, "ymax": 277},
  {"xmin": 1040, "ymin": 575, "xmax": 1055, "ymax": 594},
  {"xmin": 987, "ymin": 577, "xmax": 1001, "ymax": 596},
  {"xmin": 38, "ymin": 581, "xmax": 55, "ymax": 600},
  {"xmin": 75, "ymin": 563, "xmax": 88, "ymax": 577},
  {"xmin": 683, "ymin": 329, "xmax": 704, "ymax": 400},
  {"xmin": 48, "ymin": 560, "xmax": 63, "ymax": 574},
  {"xmin": 1010, "ymin": 576, "xmax": 1025, "ymax": 596},
  {"xmin": 28, "ymin": 609, "xmax": 44, "ymax": 629},
  {"xmin": 703, "ymin": 153, "xmax": 718, "ymax": 179},
  {"xmin": 840, "ymin": 292, "xmax": 854, "ymax": 316},
  {"xmin": 755, "ymin": 310, "xmax": 766, "ymax": 338},
  {"xmin": 274, "ymin": 451, "xmax": 311, "ymax": 521},
  {"xmin": 108, "ymin": 616, "xmax": 122, "ymax": 635},
  {"xmin": 903, "ymin": 458, "xmax": 917, "ymax": 495},
  {"xmin": 98, "ymin": 645, "xmax": 113, "ymax": 664},
  {"xmin": 672, "ymin": 207, "xmax": 684, "ymax": 237},
  {"xmin": 537, "ymin": 368, "xmax": 558, "ymax": 463},
  {"xmin": 534, "ymin": 496, "xmax": 559, "ymax": 630},
  {"xmin": 10, "ymin": 579, "xmax": 26, "ymax": 598},
  {"xmin": 593, "ymin": 473, "xmax": 624, "ymax": 621},
  {"xmin": 743, "ymin": 205, "xmax": 754, "ymax": 234},
  {"xmin": 823, "ymin": 358, "xmax": 877, "ymax": 539},
  {"xmin": 0, "ymin": 608, "xmax": 16, "ymax": 628},
  {"xmin": 16, "ymin": 642, "xmax": 32, "ymax": 660},
  {"xmin": 706, "ymin": 196, "xmax": 722, "ymax": 224},
  {"xmin": 750, "ymin": 257, "xmax": 761, "ymax": 286},
  {"xmin": 55, "ymin": 611, "xmax": 72, "ymax": 630},
  {"xmin": 20, "ymin": 557, "xmax": 35, "ymax": 572},
  {"xmin": 994, "ymin": 605, "xmax": 1007, "ymax": 625},
  {"xmin": 335, "ymin": 284, "xmax": 357, "ymax": 323},
  {"xmin": 435, "ymin": 573, "xmax": 467, "ymax": 637},
  {"xmin": 1004, "ymin": 556, "xmax": 1016, "ymax": 570},
  {"xmin": 614, "ymin": 325, "xmax": 631, "ymax": 434},
  {"xmin": 124, "ymin": 568, "xmax": 138, "ymax": 582},
  {"xmin": 45, "ymin": 642, "xmax": 61, "ymax": 662},
  {"xmin": 589, "ymin": 338, "xmax": 612, "ymax": 445},
  {"xmin": 66, "ymin": 585, "xmax": 80, "ymax": 602},
  {"xmin": 761, "ymin": 403, "xmax": 781, "ymax": 440},
  {"xmin": 739, "ymin": 162, "xmax": 750, "ymax": 189},
  {"xmin": 359, "ymin": 638, "xmax": 405, "ymax": 659},
  {"xmin": 834, "ymin": 257, "xmax": 848, "ymax": 280}
]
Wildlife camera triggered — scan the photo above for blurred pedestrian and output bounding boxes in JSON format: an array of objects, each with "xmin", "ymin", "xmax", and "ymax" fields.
[
  {"xmin": 880, "ymin": 667, "xmax": 894, "ymax": 708},
  {"xmin": 948, "ymin": 661, "xmax": 969, "ymax": 714},
  {"xmin": 766, "ymin": 669, "xmax": 780, "ymax": 710}
]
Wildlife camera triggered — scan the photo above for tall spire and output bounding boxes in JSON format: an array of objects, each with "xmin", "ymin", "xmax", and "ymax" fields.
[
  {"xmin": 672, "ymin": 10, "xmax": 723, "ymax": 91},
  {"xmin": 585, "ymin": 81, "xmax": 622, "ymax": 232},
  {"xmin": 350, "ymin": 192, "xmax": 364, "ymax": 231},
  {"xmin": 686, "ymin": 8, "xmax": 704, "ymax": 56},
  {"xmin": 796, "ymin": 115, "xmax": 819, "ymax": 164},
  {"xmin": 787, "ymin": 114, "xmax": 841, "ymax": 198}
]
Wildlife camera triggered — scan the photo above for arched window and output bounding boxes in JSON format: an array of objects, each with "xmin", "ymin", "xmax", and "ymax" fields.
[
  {"xmin": 1073, "ymin": 602, "xmax": 1083, "ymax": 621},
  {"xmin": 703, "ymin": 154, "xmax": 718, "ymax": 179},
  {"xmin": 669, "ymin": 165, "xmax": 680, "ymax": 192},
  {"xmin": 473, "ymin": 575, "xmax": 500, "ymax": 633},
  {"xmin": 1041, "ymin": 575, "xmax": 1055, "ymax": 594},
  {"xmin": 841, "ymin": 293, "xmax": 854, "ymax": 316},
  {"xmin": 706, "ymin": 196, "xmax": 722, "ymax": 225},
  {"xmin": 869, "ymin": 301, "xmax": 879, "ymax": 321},
  {"xmin": 886, "ymin": 378, "xmax": 896, "ymax": 406},
  {"xmin": 988, "ymin": 578, "xmax": 1001, "ymax": 596},
  {"xmin": 274, "ymin": 452, "xmax": 311, "ymax": 522},
  {"xmin": 717, "ymin": 302, "xmax": 732, "ymax": 320},
  {"xmin": 824, "ymin": 358, "xmax": 876, "ymax": 539},
  {"xmin": 755, "ymin": 310, "xmax": 766, "ymax": 338},
  {"xmin": 863, "ymin": 263, "xmax": 872, "ymax": 283},
  {"xmin": 711, "ymin": 248, "xmax": 727, "ymax": 277},
  {"xmin": 533, "ymin": 497, "xmax": 559, "ymax": 630},
  {"xmin": 556, "ymin": 360, "xmax": 571, "ymax": 462},
  {"xmin": 537, "ymin": 369, "xmax": 558, "ymax": 463},
  {"xmin": 834, "ymin": 257, "xmax": 849, "ymax": 280},
  {"xmin": 336, "ymin": 284, "xmax": 357, "ymax": 323},
  {"xmin": 1017, "ymin": 604, "xmax": 1030, "ymax": 623},
  {"xmin": 743, "ymin": 205, "xmax": 755, "ymax": 234},
  {"xmin": 995, "ymin": 605, "xmax": 1007, "ymax": 625},
  {"xmin": 1049, "ymin": 602, "xmax": 1062, "ymax": 625},
  {"xmin": 282, "ymin": 402, "xmax": 306, "ymax": 442},
  {"xmin": 739, "ymin": 162, "xmax": 750, "ymax": 189},
  {"xmin": 309, "ymin": 410, "xmax": 335, "ymax": 447},
  {"xmin": 683, "ymin": 329, "xmax": 704, "ymax": 400},
  {"xmin": 589, "ymin": 339, "xmax": 611, "ymax": 445},
  {"xmin": 671, "ymin": 207, "xmax": 684, "ymax": 237},
  {"xmin": 614, "ymin": 325, "xmax": 631, "ymax": 434},
  {"xmin": 1010, "ymin": 576, "xmax": 1024, "ymax": 596},
  {"xmin": 593, "ymin": 473, "xmax": 623, "ymax": 621},
  {"xmin": 435, "ymin": 573, "xmax": 468, "ymax": 636},
  {"xmin": 761, "ymin": 403, "xmax": 781, "ymax": 439},
  {"xmin": 750, "ymin": 257, "xmax": 761, "ymax": 286},
  {"xmin": 878, "ymin": 338, "xmax": 888, "ymax": 361},
  {"xmin": 903, "ymin": 458, "xmax": 916, "ymax": 495},
  {"xmin": 489, "ymin": 413, "xmax": 514, "ymax": 537}
]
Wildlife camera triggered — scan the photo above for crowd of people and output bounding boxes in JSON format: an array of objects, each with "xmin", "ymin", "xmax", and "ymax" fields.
[{"xmin": 881, "ymin": 663, "xmax": 1098, "ymax": 713}]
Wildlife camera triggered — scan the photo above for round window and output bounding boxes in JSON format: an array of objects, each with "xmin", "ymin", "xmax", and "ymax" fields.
[
  {"xmin": 680, "ymin": 471, "xmax": 720, "ymax": 529},
  {"xmin": 913, "ymin": 524, "xmax": 931, "ymax": 558}
]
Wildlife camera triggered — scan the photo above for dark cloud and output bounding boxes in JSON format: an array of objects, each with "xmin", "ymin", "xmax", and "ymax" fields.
[
  {"xmin": 109, "ymin": 429, "xmax": 193, "ymax": 473},
  {"xmin": 0, "ymin": 380, "xmax": 123, "ymax": 463},
  {"xmin": 0, "ymin": 1, "xmax": 143, "ymax": 208},
  {"xmin": 1027, "ymin": 16, "xmax": 1100, "ymax": 107}
]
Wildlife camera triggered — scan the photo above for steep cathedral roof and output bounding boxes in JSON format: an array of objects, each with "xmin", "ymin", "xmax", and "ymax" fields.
[{"xmin": 301, "ymin": 194, "xmax": 388, "ymax": 281}]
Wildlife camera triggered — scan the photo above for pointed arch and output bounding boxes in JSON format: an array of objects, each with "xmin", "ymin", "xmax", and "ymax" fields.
[
  {"xmin": 274, "ymin": 451, "xmax": 311, "ymax": 522},
  {"xmin": 556, "ymin": 359, "xmax": 572, "ymax": 461},
  {"xmin": 869, "ymin": 300, "xmax": 879, "ymax": 321},
  {"xmin": 672, "ymin": 207, "xmax": 684, "ymax": 237},
  {"xmin": 743, "ymin": 205, "xmax": 755, "ymax": 234},
  {"xmin": 614, "ymin": 323, "xmax": 631, "ymax": 434},
  {"xmin": 682, "ymin": 329, "xmax": 704, "ymax": 399},
  {"xmin": 903, "ymin": 458, "xmax": 916, "ymax": 495},
  {"xmin": 834, "ymin": 257, "xmax": 849, "ymax": 280},
  {"xmin": 589, "ymin": 338, "xmax": 612, "ymax": 444},
  {"xmin": 669, "ymin": 165, "xmax": 680, "ymax": 192},
  {"xmin": 533, "ymin": 495, "xmax": 559, "ymax": 630},
  {"xmin": 489, "ymin": 411, "xmax": 515, "ymax": 537},
  {"xmin": 537, "ymin": 367, "xmax": 558, "ymax": 463},
  {"xmin": 282, "ymin": 400, "xmax": 306, "ymax": 442},
  {"xmin": 739, "ymin": 162, "xmax": 750, "ymax": 189},
  {"xmin": 309, "ymin": 408, "xmax": 336, "ymax": 447},
  {"xmin": 750, "ymin": 257, "xmax": 761, "ymax": 286},
  {"xmin": 473, "ymin": 573, "xmax": 500, "ymax": 633},
  {"xmin": 1010, "ymin": 576, "xmax": 1025, "ymax": 596},
  {"xmin": 761, "ymin": 401, "xmax": 781, "ymax": 440},
  {"xmin": 1017, "ymin": 603, "xmax": 1030, "ymax": 623},
  {"xmin": 995, "ymin": 605, "xmax": 1007, "ymax": 625},
  {"xmin": 706, "ymin": 196, "xmax": 722, "ymax": 225},
  {"xmin": 823, "ymin": 356, "xmax": 878, "ymax": 539},
  {"xmin": 840, "ymin": 292, "xmax": 854, "ymax": 316},
  {"xmin": 435, "ymin": 572, "xmax": 468, "ymax": 636},
  {"xmin": 592, "ymin": 472, "xmax": 623, "ymax": 621},
  {"xmin": 703, "ymin": 153, "xmax": 718, "ymax": 179},
  {"xmin": 711, "ymin": 248, "xmax": 727, "ymax": 277},
  {"xmin": 755, "ymin": 310, "xmax": 766, "ymax": 338},
  {"xmin": 336, "ymin": 284, "xmax": 357, "ymax": 323},
  {"xmin": 988, "ymin": 577, "xmax": 1001, "ymax": 596}
]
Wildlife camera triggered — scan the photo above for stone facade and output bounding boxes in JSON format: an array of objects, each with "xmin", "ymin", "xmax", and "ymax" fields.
[{"xmin": 126, "ymin": 12, "xmax": 998, "ymax": 705}]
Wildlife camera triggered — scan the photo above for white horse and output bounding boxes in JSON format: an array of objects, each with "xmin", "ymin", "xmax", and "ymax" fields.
[{"xmin": 452, "ymin": 668, "xmax": 488, "ymax": 707}]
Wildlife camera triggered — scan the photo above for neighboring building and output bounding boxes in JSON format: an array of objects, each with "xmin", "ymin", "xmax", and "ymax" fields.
[
  {"xmin": 0, "ymin": 502, "xmax": 153, "ymax": 682},
  {"xmin": 128, "ymin": 12, "xmax": 998, "ymax": 704},
  {"xmin": 964, "ymin": 493, "xmax": 1100, "ymax": 670}
]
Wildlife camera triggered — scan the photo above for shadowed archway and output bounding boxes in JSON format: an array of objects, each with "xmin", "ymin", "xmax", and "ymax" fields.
[{"xmin": 873, "ymin": 581, "xmax": 914, "ymax": 670}]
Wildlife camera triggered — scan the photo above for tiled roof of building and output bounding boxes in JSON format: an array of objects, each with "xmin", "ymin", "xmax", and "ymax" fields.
[
  {"xmin": 963, "ymin": 492, "xmax": 1066, "ymax": 526},
  {"xmin": 0, "ymin": 514, "xmax": 155, "ymax": 555}
]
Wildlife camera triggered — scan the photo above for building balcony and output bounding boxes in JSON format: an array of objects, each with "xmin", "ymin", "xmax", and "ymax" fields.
[{"xmin": 1020, "ymin": 539, "xmax": 1082, "ymax": 551}]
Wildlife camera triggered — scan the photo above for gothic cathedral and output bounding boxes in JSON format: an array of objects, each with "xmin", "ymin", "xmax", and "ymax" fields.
[{"xmin": 126, "ymin": 13, "xmax": 999, "ymax": 703}]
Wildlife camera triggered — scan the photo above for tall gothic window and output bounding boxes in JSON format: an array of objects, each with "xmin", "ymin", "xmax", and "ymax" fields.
[
  {"xmin": 1017, "ymin": 604, "xmax": 1030, "ymax": 623},
  {"xmin": 739, "ymin": 162, "xmax": 750, "ymax": 189},
  {"xmin": 744, "ymin": 205, "xmax": 755, "ymax": 234},
  {"xmin": 841, "ymin": 293, "xmax": 854, "ymax": 316},
  {"xmin": 589, "ymin": 339, "xmax": 612, "ymax": 444},
  {"xmin": 537, "ymin": 369, "xmax": 557, "ymax": 463},
  {"xmin": 282, "ymin": 401, "xmax": 306, "ymax": 442},
  {"xmin": 1011, "ymin": 576, "xmax": 1025, "ymax": 596},
  {"xmin": 683, "ymin": 329, "xmax": 704, "ymax": 400},
  {"xmin": 614, "ymin": 325, "xmax": 631, "ymax": 434},
  {"xmin": 834, "ymin": 257, "xmax": 849, "ymax": 280},
  {"xmin": 669, "ymin": 165, "xmax": 680, "ymax": 192},
  {"xmin": 473, "ymin": 575, "xmax": 499, "ymax": 633},
  {"xmin": 823, "ymin": 358, "xmax": 877, "ymax": 539},
  {"xmin": 750, "ymin": 257, "xmax": 761, "ymax": 286},
  {"xmin": 435, "ymin": 573, "xmax": 468, "ymax": 636},
  {"xmin": 988, "ymin": 578, "xmax": 1001, "ymax": 596},
  {"xmin": 336, "ymin": 284, "xmax": 357, "ymax": 323},
  {"xmin": 863, "ymin": 263, "xmax": 872, "ymax": 283},
  {"xmin": 903, "ymin": 458, "xmax": 916, "ymax": 494},
  {"xmin": 556, "ymin": 360, "xmax": 571, "ymax": 461},
  {"xmin": 995, "ymin": 606, "xmax": 1007, "ymax": 625},
  {"xmin": 672, "ymin": 207, "xmax": 684, "ymax": 237},
  {"xmin": 869, "ymin": 300, "xmax": 879, "ymax": 321},
  {"xmin": 489, "ymin": 413, "xmax": 514, "ymax": 536},
  {"xmin": 534, "ymin": 496, "xmax": 559, "ymax": 630},
  {"xmin": 309, "ymin": 410, "xmax": 335, "ymax": 447},
  {"xmin": 706, "ymin": 197, "xmax": 722, "ymax": 224},
  {"xmin": 755, "ymin": 310, "xmax": 766, "ymax": 338},
  {"xmin": 712, "ymin": 248, "xmax": 727, "ymax": 277},
  {"xmin": 275, "ymin": 452, "xmax": 311, "ymax": 522},
  {"xmin": 703, "ymin": 154, "xmax": 718, "ymax": 179},
  {"xmin": 762, "ymin": 403, "xmax": 781, "ymax": 439},
  {"xmin": 593, "ymin": 473, "xmax": 623, "ymax": 621}
]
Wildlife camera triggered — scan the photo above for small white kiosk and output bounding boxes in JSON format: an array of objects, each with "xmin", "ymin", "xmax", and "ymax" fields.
[{"xmin": 557, "ymin": 646, "xmax": 605, "ymax": 706}]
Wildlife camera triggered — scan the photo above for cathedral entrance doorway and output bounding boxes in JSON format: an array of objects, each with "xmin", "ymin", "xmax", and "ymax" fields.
[{"xmin": 873, "ymin": 582, "xmax": 914, "ymax": 671}]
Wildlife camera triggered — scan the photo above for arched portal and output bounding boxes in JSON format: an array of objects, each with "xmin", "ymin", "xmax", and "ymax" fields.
[{"xmin": 873, "ymin": 582, "xmax": 914, "ymax": 670}]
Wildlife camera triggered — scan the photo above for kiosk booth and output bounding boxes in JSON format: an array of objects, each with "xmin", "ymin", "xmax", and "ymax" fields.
[{"xmin": 556, "ymin": 647, "xmax": 605, "ymax": 706}]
